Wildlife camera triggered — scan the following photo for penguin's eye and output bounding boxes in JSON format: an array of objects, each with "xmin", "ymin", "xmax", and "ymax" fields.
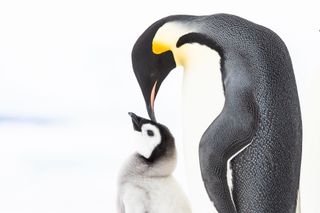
[{"xmin": 147, "ymin": 130, "xmax": 154, "ymax": 137}]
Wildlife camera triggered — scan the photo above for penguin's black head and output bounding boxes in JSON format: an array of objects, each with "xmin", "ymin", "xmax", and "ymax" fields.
[
  {"xmin": 131, "ymin": 16, "xmax": 222, "ymax": 122},
  {"xmin": 131, "ymin": 18, "xmax": 177, "ymax": 122},
  {"xmin": 128, "ymin": 112, "xmax": 175, "ymax": 163}
]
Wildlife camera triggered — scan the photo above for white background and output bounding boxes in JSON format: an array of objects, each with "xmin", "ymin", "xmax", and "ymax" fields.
[{"xmin": 0, "ymin": 0, "xmax": 319, "ymax": 212}]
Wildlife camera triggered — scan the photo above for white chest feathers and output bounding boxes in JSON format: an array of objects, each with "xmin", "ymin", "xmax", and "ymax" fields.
[
  {"xmin": 119, "ymin": 176, "xmax": 191, "ymax": 213},
  {"xmin": 154, "ymin": 21, "xmax": 224, "ymax": 212},
  {"xmin": 180, "ymin": 43, "xmax": 223, "ymax": 213}
]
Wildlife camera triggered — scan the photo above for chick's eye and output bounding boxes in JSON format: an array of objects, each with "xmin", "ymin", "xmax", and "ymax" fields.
[{"xmin": 147, "ymin": 130, "xmax": 154, "ymax": 137}]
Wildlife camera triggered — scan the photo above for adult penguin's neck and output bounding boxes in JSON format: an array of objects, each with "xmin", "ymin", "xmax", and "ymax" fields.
[
  {"xmin": 153, "ymin": 21, "xmax": 225, "ymax": 212},
  {"xmin": 180, "ymin": 43, "xmax": 224, "ymax": 213},
  {"xmin": 181, "ymin": 42, "xmax": 224, "ymax": 145}
]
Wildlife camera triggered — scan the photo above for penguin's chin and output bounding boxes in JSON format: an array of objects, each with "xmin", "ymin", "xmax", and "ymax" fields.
[{"xmin": 133, "ymin": 131, "xmax": 161, "ymax": 159}]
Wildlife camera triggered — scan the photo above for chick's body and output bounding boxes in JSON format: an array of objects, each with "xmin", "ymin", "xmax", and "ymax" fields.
[{"xmin": 117, "ymin": 113, "xmax": 191, "ymax": 213}]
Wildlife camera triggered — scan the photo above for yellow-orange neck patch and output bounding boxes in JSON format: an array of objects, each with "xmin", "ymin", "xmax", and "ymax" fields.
[{"xmin": 152, "ymin": 41, "xmax": 171, "ymax": 54}]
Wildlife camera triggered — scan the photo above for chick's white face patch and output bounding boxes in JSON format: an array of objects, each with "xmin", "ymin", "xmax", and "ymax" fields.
[{"xmin": 134, "ymin": 123, "xmax": 161, "ymax": 159}]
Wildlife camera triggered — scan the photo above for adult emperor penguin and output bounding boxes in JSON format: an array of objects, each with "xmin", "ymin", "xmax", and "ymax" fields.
[
  {"xmin": 117, "ymin": 112, "xmax": 191, "ymax": 213},
  {"xmin": 131, "ymin": 14, "xmax": 302, "ymax": 213}
]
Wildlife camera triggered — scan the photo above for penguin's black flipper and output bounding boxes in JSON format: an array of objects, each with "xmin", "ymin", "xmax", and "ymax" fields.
[{"xmin": 199, "ymin": 91, "xmax": 257, "ymax": 213}]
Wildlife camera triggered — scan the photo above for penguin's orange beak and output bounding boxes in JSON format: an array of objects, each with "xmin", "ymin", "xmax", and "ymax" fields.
[{"xmin": 150, "ymin": 81, "xmax": 158, "ymax": 115}]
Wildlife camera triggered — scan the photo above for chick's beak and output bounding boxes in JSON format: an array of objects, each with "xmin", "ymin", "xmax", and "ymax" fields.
[{"xmin": 128, "ymin": 112, "xmax": 143, "ymax": 131}]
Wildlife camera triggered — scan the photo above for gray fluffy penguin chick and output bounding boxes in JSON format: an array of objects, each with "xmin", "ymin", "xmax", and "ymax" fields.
[{"xmin": 117, "ymin": 112, "xmax": 192, "ymax": 213}]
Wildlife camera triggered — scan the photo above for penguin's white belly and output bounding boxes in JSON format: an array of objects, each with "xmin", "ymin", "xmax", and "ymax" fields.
[
  {"xmin": 123, "ymin": 176, "xmax": 191, "ymax": 213},
  {"xmin": 180, "ymin": 44, "xmax": 224, "ymax": 213},
  {"xmin": 153, "ymin": 23, "xmax": 225, "ymax": 212}
]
